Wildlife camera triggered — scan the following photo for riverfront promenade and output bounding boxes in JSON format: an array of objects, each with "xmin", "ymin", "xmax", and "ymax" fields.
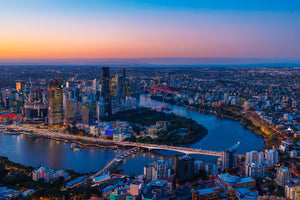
[{"xmin": 7, "ymin": 124, "xmax": 223, "ymax": 157}]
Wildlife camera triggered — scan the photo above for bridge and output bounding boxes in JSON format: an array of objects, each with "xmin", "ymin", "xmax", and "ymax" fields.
[
  {"xmin": 16, "ymin": 125, "xmax": 226, "ymax": 157},
  {"xmin": 150, "ymin": 84, "xmax": 176, "ymax": 94},
  {"xmin": 70, "ymin": 141, "xmax": 118, "ymax": 150},
  {"xmin": 65, "ymin": 147, "xmax": 138, "ymax": 189},
  {"xmin": 65, "ymin": 143, "xmax": 225, "ymax": 190},
  {"xmin": 135, "ymin": 143, "xmax": 223, "ymax": 157}
]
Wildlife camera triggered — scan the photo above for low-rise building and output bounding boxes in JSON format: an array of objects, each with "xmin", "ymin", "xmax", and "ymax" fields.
[
  {"xmin": 235, "ymin": 187, "xmax": 258, "ymax": 200},
  {"xmin": 192, "ymin": 186, "xmax": 223, "ymax": 200},
  {"xmin": 32, "ymin": 167, "xmax": 70, "ymax": 183},
  {"xmin": 216, "ymin": 174, "xmax": 256, "ymax": 190}
]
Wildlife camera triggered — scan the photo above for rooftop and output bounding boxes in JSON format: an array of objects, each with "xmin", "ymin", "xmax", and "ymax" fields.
[
  {"xmin": 218, "ymin": 174, "xmax": 255, "ymax": 185},
  {"xmin": 193, "ymin": 186, "xmax": 221, "ymax": 195},
  {"xmin": 278, "ymin": 167, "xmax": 289, "ymax": 171},
  {"xmin": 149, "ymin": 179, "xmax": 167, "ymax": 187}
]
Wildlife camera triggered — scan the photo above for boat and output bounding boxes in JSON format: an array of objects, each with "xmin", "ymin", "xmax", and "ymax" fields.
[
  {"xmin": 71, "ymin": 143, "xmax": 81, "ymax": 151},
  {"xmin": 73, "ymin": 148, "xmax": 80, "ymax": 152},
  {"xmin": 116, "ymin": 158, "xmax": 123, "ymax": 163}
]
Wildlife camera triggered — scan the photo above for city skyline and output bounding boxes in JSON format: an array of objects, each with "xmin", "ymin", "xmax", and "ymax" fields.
[
  {"xmin": 0, "ymin": 0, "xmax": 300, "ymax": 62},
  {"xmin": 0, "ymin": 1, "xmax": 300, "ymax": 199}
]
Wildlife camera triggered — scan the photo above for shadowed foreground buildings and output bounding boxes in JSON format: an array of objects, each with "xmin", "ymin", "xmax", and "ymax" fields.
[{"xmin": 48, "ymin": 78, "xmax": 64, "ymax": 126}]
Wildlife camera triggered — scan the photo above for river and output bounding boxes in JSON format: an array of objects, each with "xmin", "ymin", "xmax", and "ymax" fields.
[{"xmin": 0, "ymin": 94, "xmax": 264, "ymax": 175}]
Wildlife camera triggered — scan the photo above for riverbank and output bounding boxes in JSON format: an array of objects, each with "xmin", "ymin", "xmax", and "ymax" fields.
[
  {"xmin": 150, "ymin": 95, "xmax": 279, "ymax": 149},
  {"xmin": 6, "ymin": 125, "xmax": 131, "ymax": 150}
]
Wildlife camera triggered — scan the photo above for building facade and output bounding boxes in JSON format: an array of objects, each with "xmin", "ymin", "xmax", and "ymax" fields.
[
  {"xmin": 48, "ymin": 78, "xmax": 63, "ymax": 126},
  {"xmin": 276, "ymin": 167, "xmax": 291, "ymax": 187},
  {"xmin": 101, "ymin": 67, "xmax": 112, "ymax": 115}
]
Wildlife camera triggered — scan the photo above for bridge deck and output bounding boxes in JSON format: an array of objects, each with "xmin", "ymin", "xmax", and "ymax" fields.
[{"xmin": 66, "ymin": 147, "xmax": 138, "ymax": 189}]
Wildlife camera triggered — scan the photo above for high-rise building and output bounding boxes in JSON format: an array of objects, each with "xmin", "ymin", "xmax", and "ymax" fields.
[
  {"xmin": 121, "ymin": 67, "xmax": 126, "ymax": 103},
  {"xmin": 204, "ymin": 163, "xmax": 218, "ymax": 176},
  {"xmin": 81, "ymin": 104, "xmax": 92, "ymax": 125},
  {"xmin": 222, "ymin": 149, "xmax": 238, "ymax": 170},
  {"xmin": 245, "ymin": 151, "xmax": 264, "ymax": 164},
  {"xmin": 194, "ymin": 160, "xmax": 203, "ymax": 174},
  {"xmin": 265, "ymin": 149, "xmax": 278, "ymax": 167},
  {"xmin": 92, "ymin": 78, "xmax": 99, "ymax": 94},
  {"xmin": 101, "ymin": 67, "xmax": 111, "ymax": 115},
  {"xmin": 111, "ymin": 74, "xmax": 120, "ymax": 105},
  {"xmin": 16, "ymin": 82, "xmax": 22, "ymax": 93},
  {"xmin": 48, "ymin": 78, "xmax": 64, "ymax": 126},
  {"xmin": 24, "ymin": 103, "xmax": 48, "ymax": 122},
  {"xmin": 245, "ymin": 163, "xmax": 265, "ymax": 178},
  {"xmin": 65, "ymin": 100, "xmax": 75, "ymax": 121},
  {"xmin": 96, "ymin": 98, "xmax": 105, "ymax": 122},
  {"xmin": 285, "ymin": 185, "xmax": 300, "ymax": 200},
  {"xmin": 175, "ymin": 155, "xmax": 194, "ymax": 184},
  {"xmin": 153, "ymin": 160, "xmax": 170, "ymax": 180},
  {"xmin": 144, "ymin": 163, "xmax": 154, "ymax": 181},
  {"xmin": 276, "ymin": 167, "xmax": 291, "ymax": 187}
]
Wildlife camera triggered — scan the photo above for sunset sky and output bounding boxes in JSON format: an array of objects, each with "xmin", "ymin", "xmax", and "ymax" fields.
[{"xmin": 0, "ymin": 0, "xmax": 300, "ymax": 63}]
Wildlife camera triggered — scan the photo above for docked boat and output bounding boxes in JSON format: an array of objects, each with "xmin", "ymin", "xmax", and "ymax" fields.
[{"xmin": 116, "ymin": 158, "xmax": 123, "ymax": 163}]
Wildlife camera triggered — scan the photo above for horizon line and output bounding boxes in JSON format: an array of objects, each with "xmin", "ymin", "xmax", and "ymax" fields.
[{"xmin": 0, "ymin": 57, "xmax": 299, "ymax": 66}]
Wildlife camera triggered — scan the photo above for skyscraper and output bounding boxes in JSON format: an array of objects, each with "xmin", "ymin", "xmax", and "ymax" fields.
[
  {"xmin": 121, "ymin": 67, "xmax": 126, "ymax": 103},
  {"xmin": 48, "ymin": 78, "xmax": 63, "ymax": 126},
  {"xmin": 16, "ymin": 82, "xmax": 22, "ymax": 93},
  {"xmin": 65, "ymin": 100, "xmax": 75, "ymax": 121},
  {"xmin": 175, "ymin": 155, "xmax": 194, "ymax": 184},
  {"xmin": 222, "ymin": 149, "xmax": 238, "ymax": 170},
  {"xmin": 81, "ymin": 104, "xmax": 92, "ymax": 125},
  {"xmin": 101, "ymin": 67, "xmax": 111, "ymax": 115},
  {"xmin": 92, "ymin": 78, "xmax": 99, "ymax": 94}
]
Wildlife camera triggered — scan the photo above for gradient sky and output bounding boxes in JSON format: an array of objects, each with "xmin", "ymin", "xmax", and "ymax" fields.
[{"xmin": 0, "ymin": 0, "xmax": 300, "ymax": 61}]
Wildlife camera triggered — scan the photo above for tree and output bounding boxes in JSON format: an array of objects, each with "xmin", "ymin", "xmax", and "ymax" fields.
[{"xmin": 0, "ymin": 162, "xmax": 7, "ymax": 179}]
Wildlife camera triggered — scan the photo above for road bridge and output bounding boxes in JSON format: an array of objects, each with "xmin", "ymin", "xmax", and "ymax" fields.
[
  {"xmin": 135, "ymin": 143, "xmax": 223, "ymax": 157},
  {"xmin": 65, "ymin": 147, "xmax": 138, "ymax": 189}
]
